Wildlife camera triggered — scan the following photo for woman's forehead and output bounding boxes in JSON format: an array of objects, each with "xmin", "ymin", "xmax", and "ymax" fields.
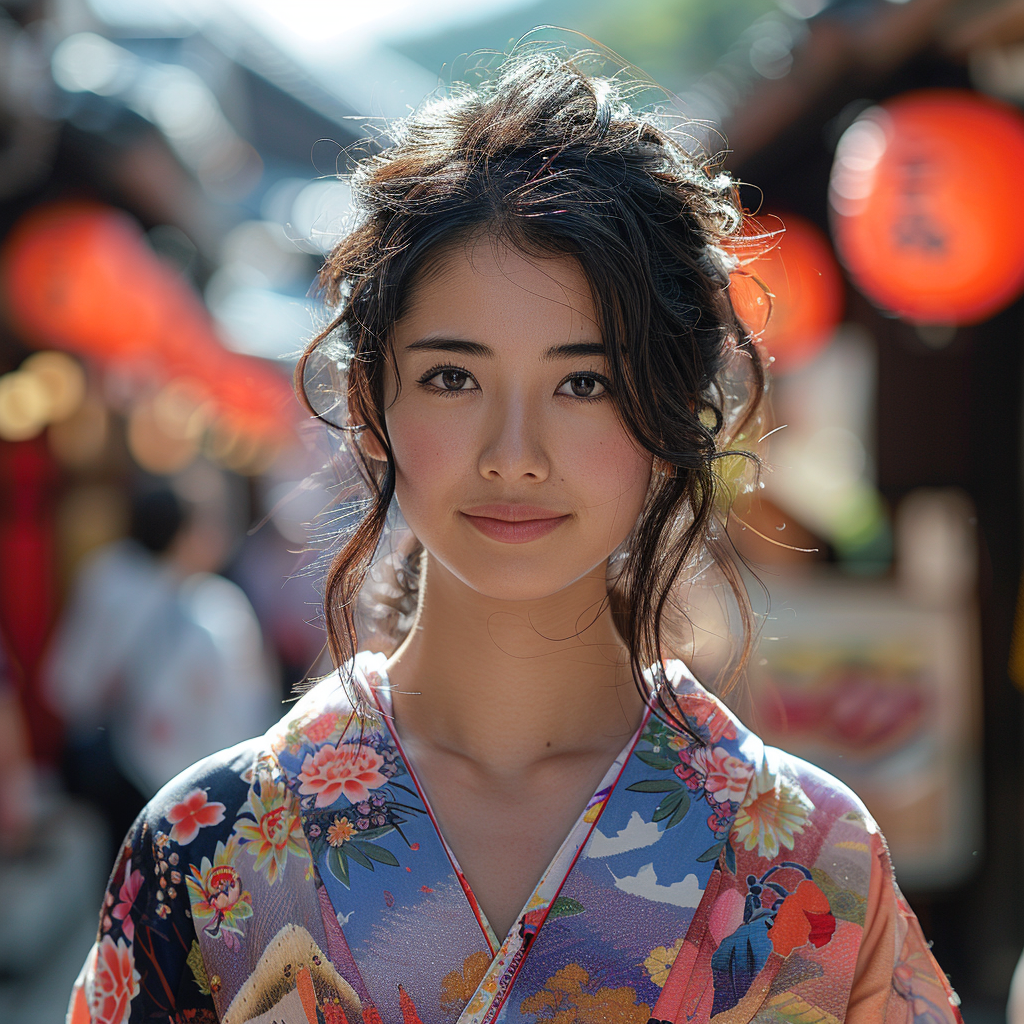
[{"xmin": 396, "ymin": 237, "xmax": 601, "ymax": 352}]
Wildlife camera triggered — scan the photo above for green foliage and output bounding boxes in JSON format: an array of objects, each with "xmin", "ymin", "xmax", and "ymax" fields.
[
  {"xmin": 584, "ymin": 0, "xmax": 779, "ymax": 90},
  {"xmin": 627, "ymin": 779, "xmax": 684, "ymax": 793},
  {"xmin": 186, "ymin": 940, "xmax": 211, "ymax": 995},
  {"xmin": 697, "ymin": 840, "xmax": 725, "ymax": 862},
  {"xmin": 359, "ymin": 841, "xmax": 401, "ymax": 867},
  {"xmin": 328, "ymin": 845, "xmax": 351, "ymax": 887},
  {"xmin": 636, "ymin": 749, "xmax": 680, "ymax": 771},
  {"xmin": 324, "ymin": 826, "xmax": 403, "ymax": 888},
  {"xmin": 652, "ymin": 789, "xmax": 690, "ymax": 827},
  {"xmin": 395, "ymin": 0, "xmax": 780, "ymax": 94}
]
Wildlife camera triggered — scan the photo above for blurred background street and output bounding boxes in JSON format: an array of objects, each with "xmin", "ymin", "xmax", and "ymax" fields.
[{"xmin": 0, "ymin": 0, "xmax": 1021, "ymax": 1020}]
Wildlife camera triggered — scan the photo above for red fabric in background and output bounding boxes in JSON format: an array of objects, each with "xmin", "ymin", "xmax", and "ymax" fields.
[{"xmin": 0, "ymin": 438, "xmax": 61, "ymax": 762}]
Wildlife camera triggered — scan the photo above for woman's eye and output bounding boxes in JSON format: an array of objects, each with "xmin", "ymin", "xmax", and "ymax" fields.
[
  {"xmin": 423, "ymin": 368, "xmax": 476, "ymax": 392},
  {"xmin": 557, "ymin": 374, "xmax": 607, "ymax": 399}
]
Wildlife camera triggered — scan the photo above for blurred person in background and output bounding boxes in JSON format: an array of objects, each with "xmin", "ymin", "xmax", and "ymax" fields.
[
  {"xmin": 44, "ymin": 481, "xmax": 278, "ymax": 848},
  {"xmin": 66, "ymin": 47, "xmax": 962, "ymax": 1024}
]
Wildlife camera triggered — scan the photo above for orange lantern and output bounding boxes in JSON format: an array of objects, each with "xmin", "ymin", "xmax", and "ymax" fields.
[
  {"xmin": 0, "ymin": 202, "xmax": 298, "ymax": 442},
  {"xmin": 2, "ymin": 202, "xmax": 208, "ymax": 367},
  {"xmin": 829, "ymin": 89, "xmax": 1024, "ymax": 324},
  {"xmin": 728, "ymin": 213, "xmax": 844, "ymax": 374}
]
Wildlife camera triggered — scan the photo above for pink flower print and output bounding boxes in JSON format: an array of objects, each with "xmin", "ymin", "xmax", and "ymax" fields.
[
  {"xmin": 298, "ymin": 742, "xmax": 387, "ymax": 807},
  {"xmin": 110, "ymin": 869, "xmax": 143, "ymax": 943},
  {"xmin": 303, "ymin": 712, "xmax": 339, "ymax": 744},
  {"xmin": 706, "ymin": 803, "xmax": 733, "ymax": 837},
  {"xmin": 678, "ymin": 695, "xmax": 738, "ymax": 743},
  {"xmin": 694, "ymin": 746, "xmax": 754, "ymax": 804},
  {"xmin": 88, "ymin": 935, "xmax": 140, "ymax": 1024},
  {"xmin": 166, "ymin": 789, "xmax": 226, "ymax": 845},
  {"xmin": 674, "ymin": 760, "xmax": 702, "ymax": 789}
]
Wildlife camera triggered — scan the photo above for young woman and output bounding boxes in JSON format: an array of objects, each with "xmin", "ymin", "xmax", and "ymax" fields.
[{"xmin": 69, "ymin": 50, "xmax": 962, "ymax": 1024}]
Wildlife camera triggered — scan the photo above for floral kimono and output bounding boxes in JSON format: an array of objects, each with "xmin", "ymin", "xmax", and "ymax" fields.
[{"xmin": 69, "ymin": 653, "xmax": 962, "ymax": 1024}]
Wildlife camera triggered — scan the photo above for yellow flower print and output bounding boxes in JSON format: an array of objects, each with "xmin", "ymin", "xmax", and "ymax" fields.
[
  {"xmin": 644, "ymin": 938, "xmax": 684, "ymax": 988},
  {"xmin": 732, "ymin": 759, "xmax": 812, "ymax": 859},
  {"xmin": 232, "ymin": 778, "xmax": 308, "ymax": 885},
  {"xmin": 326, "ymin": 816, "xmax": 357, "ymax": 846}
]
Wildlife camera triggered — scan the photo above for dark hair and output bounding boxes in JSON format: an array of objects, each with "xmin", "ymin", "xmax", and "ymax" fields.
[
  {"xmin": 297, "ymin": 47, "xmax": 766, "ymax": 721},
  {"xmin": 130, "ymin": 486, "xmax": 186, "ymax": 555}
]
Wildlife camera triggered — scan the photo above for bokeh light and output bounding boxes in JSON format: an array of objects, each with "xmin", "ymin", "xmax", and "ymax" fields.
[
  {"xmin": 47, "ymin": 395, "xmax": 110, "ymax": 469},
  {"xmin": 0, "ymin": 372, "xmax": 50, "ymax": 441},
  {"xmin": 21, "ymin": 352, "xmax": 86, "ymax": 423},
  {"xmin": 126, "ymin": 399, "xmax": 200, "ymax": 475}
]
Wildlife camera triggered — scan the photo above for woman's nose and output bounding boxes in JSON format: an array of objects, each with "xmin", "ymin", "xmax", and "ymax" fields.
[{"xmin": 476, "ymin": 396, "xmax": 550, "ymax": 482}]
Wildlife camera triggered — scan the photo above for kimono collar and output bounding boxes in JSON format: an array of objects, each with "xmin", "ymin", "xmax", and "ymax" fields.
[{"xmin": 264, "ymin": 653, "xmax": 764, "ymax": 1024}]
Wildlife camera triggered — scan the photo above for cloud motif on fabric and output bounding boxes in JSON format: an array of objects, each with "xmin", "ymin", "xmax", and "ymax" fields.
[
  {"xmin": 609, "ymin": 863, "xmax": 704, "ymax": 908},
  {"xmin": 586, "ymin": 812, "xmax": 663, "ymax": 858}
]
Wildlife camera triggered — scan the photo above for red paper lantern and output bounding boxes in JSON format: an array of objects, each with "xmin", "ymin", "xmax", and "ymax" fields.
[
  {"xmin": 829, "ymin": 89, "xmax": 1024, "ymax": 325},
  {"xmin": 2, "ymin": 202, "xmax": 208, "ymax": 367},
  {"xmin": 728, "ymin": 213, "xmax": 844, "ymax": 374},
  {"xmin": 1, "ymin": 202, "xmax": 297, "ymax": 442}
]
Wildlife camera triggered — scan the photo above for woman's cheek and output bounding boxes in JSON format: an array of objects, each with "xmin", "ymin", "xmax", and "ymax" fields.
[
  {"xmin": 567, "ymin": 427, "xmax": 652, "ymax": 510},
  {"xmin": 389, "ymin": 409, "xmax": 471, "ymax": 498}
]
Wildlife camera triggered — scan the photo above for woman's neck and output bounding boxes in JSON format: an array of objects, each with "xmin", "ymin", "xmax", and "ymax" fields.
[{"xmin": 385, "ymin": 554, "xmax": 646, "ymax": 777}]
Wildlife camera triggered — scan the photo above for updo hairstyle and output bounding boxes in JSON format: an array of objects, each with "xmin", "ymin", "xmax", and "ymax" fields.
[{"xmin": 297, "ymin": 47, "xmax": 767, "ymax": 721}]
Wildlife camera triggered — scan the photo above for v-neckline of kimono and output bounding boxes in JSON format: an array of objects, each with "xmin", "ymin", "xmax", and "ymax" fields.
[{"xmin": 364, "ymin": 654, "xmax": 652, "ymax": 956}]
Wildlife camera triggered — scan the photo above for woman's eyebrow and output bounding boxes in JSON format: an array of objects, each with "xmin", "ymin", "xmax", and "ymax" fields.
[
  {"xmin": 404, "ymin": 337, "xmax": 491, "ymax": 357},
  {"xmin": 544, "ymin": 342, "xmax": 605, "ymax": 361},
  {"xmin": 403, "ymin": 339, "xmax": 605, "ymax": 360}
]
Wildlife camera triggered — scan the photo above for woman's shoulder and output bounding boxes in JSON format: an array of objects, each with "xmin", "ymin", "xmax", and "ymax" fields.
[
  {"xmin": 137, "ymin": 658, "xmax": 381, "ymax": 836},
  {"xmin": 659, "ymin": 666, "xmax": 949, "ymax": 1016},
  {"xmin": 137, "ymin": 650, "xmax": 383, "ymax": 820},
  {"xmin": 131, "ymin": 735, "xmax": 267, "ymax": 862},
  {"xmin": 666, "ymin": 659, "xmax": 875, "ymax": 811},
  {"xmin": 760, "ymin": 742, "xmax": 876, "ymax": 824},
  {"xmin": 746, "ymin": 743, "xmax": 883, "ymax": 892},
  {"xmin": 662, "ymin": 660, "xmax": 880, "ymax": 870},
  {"xmin": 265, "ymin": 653, "xmax": 387, "ymax": 756}
]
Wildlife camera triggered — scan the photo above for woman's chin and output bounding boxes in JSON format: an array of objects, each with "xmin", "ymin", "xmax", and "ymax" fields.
[{"xmin": 433, "ymin": 551, "xmax": 610, "ymax": 604}]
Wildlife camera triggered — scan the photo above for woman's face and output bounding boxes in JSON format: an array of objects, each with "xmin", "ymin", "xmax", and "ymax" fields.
[{"xmin": 382, "ymin": 235, "xmax": 653, "ymax": 602}]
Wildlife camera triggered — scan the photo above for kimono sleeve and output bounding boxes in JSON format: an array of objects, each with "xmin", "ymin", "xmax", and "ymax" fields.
[
  {"xmin": 64, "ymin": 738, "xmax": 261, "ymax": 1024},
  {"xmin": 845, "ymin": 831, "xmax": 963, "ymax": 1023},
  {"xmin": 67, "ymin": 812, "xmax": 218, "ymax": 1024}
]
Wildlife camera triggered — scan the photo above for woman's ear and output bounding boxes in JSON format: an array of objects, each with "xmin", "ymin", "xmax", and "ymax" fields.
[{"xmin": 352, "ymin": 421, "xmax": 388, "ymax": 463}]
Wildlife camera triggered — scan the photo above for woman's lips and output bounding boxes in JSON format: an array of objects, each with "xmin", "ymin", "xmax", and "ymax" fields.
[{"xmin": 460, "ymin": 505, "xmax": 571, "ymax": 544}]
